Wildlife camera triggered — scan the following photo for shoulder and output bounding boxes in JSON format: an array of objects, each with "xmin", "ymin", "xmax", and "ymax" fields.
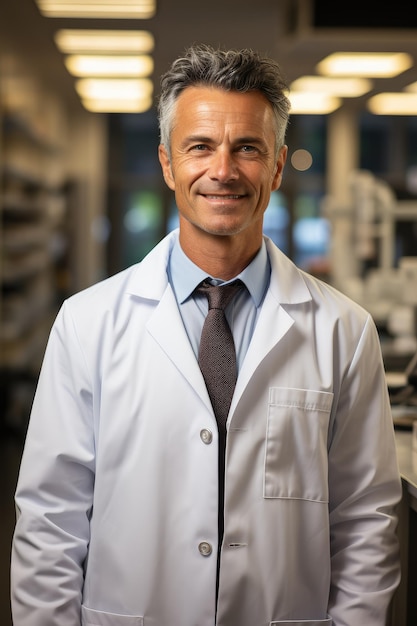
[
  {"xmin": 265, "ymin": 236, "xmax": 372, "ymax": 327},
  {"xmin": 65, "ymin": 264, "xmax": 140, "ymax": 314},
  {"xmin": 64, "ymin": 231, "xmax": 177, "ymax": 316}
]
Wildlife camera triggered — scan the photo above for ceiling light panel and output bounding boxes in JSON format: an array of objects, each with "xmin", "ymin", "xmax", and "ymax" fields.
[
  {"xmin": 54, "ymin": 30, "xmax": 154, "ymax": 54},
  {"xmin": 75, "ymin": 77, "xmax": 153, "ymax": 100},
  {"xmin": 35, "ymin": 0, "xmax": 156, "ymax": 19},
  {"xmin": 64, "ymin": 55, "xmax": 154, "ymax": 77},
  {"xmin": 368, "ymin": 92, "xmax": 417, "ymax": 115},
  {"xmin": 288, "ymin": 92, "xmax": 342, "ymax": 115},
  {"xmin": 405, "ymin": 81, "xmax": 417, "ymax": 92},
  {"xmin": 77, "ymin": 77, "xmax": 154, "ymax": 113},
  {"xmin": 82, "ymin": 96, "xmax": 153, "ymax": 113},
  {"xmin": 317, "ymin": 52, "xmax": 413, "ymax": 78},
  {"xmin": 290, "ymin": 76, "xmax": 372, "ymax": 97}
]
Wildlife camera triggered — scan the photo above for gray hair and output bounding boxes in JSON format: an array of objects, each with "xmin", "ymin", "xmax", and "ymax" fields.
[{"xmin": 157, "ymin": 43, "xmax": 291, "ymax": 159}]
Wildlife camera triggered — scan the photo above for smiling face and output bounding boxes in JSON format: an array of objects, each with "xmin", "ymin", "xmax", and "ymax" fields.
[{"xmin": 158, "ymin": 86, "xmax": 287, "ymax": 257}]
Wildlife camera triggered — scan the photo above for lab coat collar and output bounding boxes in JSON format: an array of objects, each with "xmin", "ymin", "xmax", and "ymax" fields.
[
  {"xmin": 126, "ymin": 230, "xmax": 177, "ymax": 300},
  {"xmin": 125, "ymin": 230, "xmax": 313, "ymax": 414},
  {"xmin": 126, "ymin": 230, "xmax": 312, "ymax": 307},
  {"xmin": 264, "ymin": 236, "xmax": 312, "ymax": 305}
]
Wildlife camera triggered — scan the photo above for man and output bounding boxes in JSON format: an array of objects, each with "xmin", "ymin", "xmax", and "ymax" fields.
[{"xmin": 11, "ymin": 44, "xmax": 401, "ymax": 625}]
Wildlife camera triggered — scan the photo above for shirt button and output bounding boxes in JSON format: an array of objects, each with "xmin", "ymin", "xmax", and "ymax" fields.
[
  {"xmin": 200, "ymin": 428, "xmax": 213, "ymax": 444},
  {"xmin": 198, "ymin": 541, "xmax": 213, "ymax": 557}
]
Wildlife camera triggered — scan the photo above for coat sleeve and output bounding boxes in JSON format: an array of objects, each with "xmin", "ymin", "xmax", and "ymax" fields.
[
  {"xmin": 327, "ymin": 313, "xmax": 401, "ymax": 625},
  {"xmin": 11, "ymin": 301, "xmax": 95, "ymax": 626}
]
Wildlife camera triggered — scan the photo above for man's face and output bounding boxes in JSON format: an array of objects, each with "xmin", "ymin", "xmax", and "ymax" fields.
[{"xmin": 159, "ymin": 86, "xmax": 287, "ymax": 244}]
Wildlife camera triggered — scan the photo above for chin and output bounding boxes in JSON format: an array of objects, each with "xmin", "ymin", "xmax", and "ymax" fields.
[
  {"xmin": 182, "ymin": 214, "xmax": 251, "ymax": 238},
  {"xmin": 203, "ymin": 224, "xmax": 244, "ymax": 238},
  {"xmin": 202, "ymin": 217, "xmax": 249, "ymax": 235}
]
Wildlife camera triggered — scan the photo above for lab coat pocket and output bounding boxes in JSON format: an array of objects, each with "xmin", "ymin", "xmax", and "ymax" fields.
[
  {"xmin": 264, "ymin": 387, "xmax": 333, "ymax": 502},
  {"xmin": 82, "ymin": 606, "xmax": 144, "ymax": 625},
  {"xmin": 270, "ymin": 617, "xmax": 332, "ymax": 625}
]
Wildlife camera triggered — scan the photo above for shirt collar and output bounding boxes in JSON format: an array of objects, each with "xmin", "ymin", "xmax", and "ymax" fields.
[{"xmin": 168, "ymin": 231, "xmax": 270, "ymax": 306}]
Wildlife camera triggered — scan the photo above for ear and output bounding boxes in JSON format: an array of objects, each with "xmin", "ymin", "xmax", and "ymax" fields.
[
  {"xmin": 158, "ymin": 144, "xmax": 175, "ymax": 191},
  {"xmin": 271, "ymin": 145, "xmax": 288, "ymax": 191}
]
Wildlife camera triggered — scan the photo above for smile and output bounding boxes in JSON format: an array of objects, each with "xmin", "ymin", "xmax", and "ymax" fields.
[{"xmin": 203, "ymin": 194, "xmax": 243, "ymax": 200}]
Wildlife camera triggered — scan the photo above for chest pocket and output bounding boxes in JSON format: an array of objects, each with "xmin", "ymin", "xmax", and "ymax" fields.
[
  {"xmin": 264, "ymin": 387, "xmax": 333, "ymax": 502},
  {"xmin": 270, "ymin": 619, "xmax": 332, "ymax": 625},
  {"xmin": 82, "ymin": 606, "xmax": 143, "ymax": 625}
]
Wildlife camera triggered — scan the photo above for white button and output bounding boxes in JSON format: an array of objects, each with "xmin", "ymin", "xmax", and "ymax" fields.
[
  {"xmin": 200, "ymin": 428, "xmax": 213, "ymax": 444},
  {"xmin": 198, "ymin": 541, "xmax": 213, "ymax": 556}
]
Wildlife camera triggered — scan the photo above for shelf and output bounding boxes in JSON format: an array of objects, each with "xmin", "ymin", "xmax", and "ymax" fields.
[
  {"xmin": 0, "ymin": 49, "xmax": 83, "ymax": 437},
  {"xmin": 3, "ymin": 111, "xmax": 58, "ymax": 154},
  {"xmin": 1, "ymin": 287, "xmax": 54, "ymax": 342},
  {"xmin": 0, "ymin": 316, "xmax": 55, "ymax": 371},
  {"xmin": 2, "ymin": 221, "xmax": 48, "ymax": 247},
  {"xmin": 0, "ymin": 103, "xmax": 69, "ymax": 378},
  {"xmin": 2, "ymin": 249, "xmax": 51, "ymax": 284}
]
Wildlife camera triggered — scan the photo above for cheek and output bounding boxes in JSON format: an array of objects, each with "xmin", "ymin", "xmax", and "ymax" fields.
[
  {"xmin": 175, "ymin": 164, "xmax": 206, "ymax": 191},
  {"xmin": 256, "ymin": 166, "xmax": 280, "ymax": 194}
]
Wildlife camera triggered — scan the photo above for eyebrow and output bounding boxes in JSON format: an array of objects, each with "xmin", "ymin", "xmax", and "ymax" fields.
[
  {"xmin": 236, "ymin": 136, "xmax": 268, "ymax": 147},
  {"xmin": 181, "ymin": 134, "xmax": 268, "ymax": 148},
  {"xmin": 181, "ymin": 135, "xmax": 212, "ymax": 146}
]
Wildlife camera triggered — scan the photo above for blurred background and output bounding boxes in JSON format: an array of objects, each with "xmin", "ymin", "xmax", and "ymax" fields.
[{"xmin": 1, "ymin": 1, "xmax": 417, "ymax": 624}]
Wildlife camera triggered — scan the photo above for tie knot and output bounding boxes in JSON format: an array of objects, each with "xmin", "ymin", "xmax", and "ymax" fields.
[{"xmin": 197, "ymin": 279, "xmax": 243, "ymax": 311}]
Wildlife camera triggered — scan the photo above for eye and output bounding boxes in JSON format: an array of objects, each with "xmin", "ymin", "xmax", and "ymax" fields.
[
  {"xmin": 190, "ymin": 144, "xmax": 208, "ymax": 152},
  {"xmin": 240, "ymin": 145, "xmax": 258, "ymax": 153}
]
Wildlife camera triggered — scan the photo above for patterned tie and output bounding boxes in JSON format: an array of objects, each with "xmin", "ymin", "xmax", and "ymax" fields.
[
  {"xmin": 197, "ymin": 280, "xmax": 242, "ymax": 426},
  {"xmin": 196, "ymin": 279, "xmax": 243, "ymax": 549}
]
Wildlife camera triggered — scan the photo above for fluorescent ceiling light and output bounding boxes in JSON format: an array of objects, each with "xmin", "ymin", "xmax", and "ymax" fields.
[
  {"xmin": 55, "ymin": 30, "xmax": 154, "ymax": 54},
  {"xmin": 288, "ymin": 92, "xmax": 342, "ymax": 114},
  {"xmin": 367, "ymin": 92, "xmax": 417, "ymax": 115},
  {"xmin": 317, "ymin": 52, "xmax": 413, "ymax": 77},
  {"xmin": 64, "ymin": 55, "xmax": 154, "ymax": 77},
  {"xmin": 81, "ymin": 96, "xmax": 153, "ymax": 113},
  {"xmin": 405, "ymin": 81, "xmax": 417, "ymax": 93},
  {"xmin": 35, "ymin": 0, "xmax": 156, "ymax": 19},
  {"xmin": 75, "ymin": 78, "xmax": 153, "ymax": 101},
  {"xmin": 290, "ymin": 76, "xmax": 372, "ymax": 97}
]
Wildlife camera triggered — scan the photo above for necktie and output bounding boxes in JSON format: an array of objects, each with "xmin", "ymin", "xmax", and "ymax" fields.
[
  {"xmin": 197, "ymin": 280, "xmax": 242, "ymax": 427},
  {"xmin": 196, "ymin": 279, "xmax": 243, "ymax": 550}
]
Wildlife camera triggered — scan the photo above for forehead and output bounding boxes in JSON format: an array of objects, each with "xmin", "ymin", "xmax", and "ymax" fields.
[{"xmin": 172, "ymin": 86, "xmax": 275, "ymax": 133}]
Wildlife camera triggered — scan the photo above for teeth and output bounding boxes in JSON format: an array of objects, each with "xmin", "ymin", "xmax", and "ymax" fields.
[{"xmin": 206, "ymin": 194, "xmax": 240, "ymax": 199}]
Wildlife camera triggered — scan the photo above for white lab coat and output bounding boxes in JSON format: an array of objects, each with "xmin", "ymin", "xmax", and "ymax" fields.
[{"xmin": 11, "ymin": 231, "xmax": 401, "ymax": 626}]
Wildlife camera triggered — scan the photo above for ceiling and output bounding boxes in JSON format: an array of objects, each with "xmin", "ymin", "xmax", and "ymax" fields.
[{"xmin": 1, "ymin": 0, "xmax": 417, "ymax": 116}]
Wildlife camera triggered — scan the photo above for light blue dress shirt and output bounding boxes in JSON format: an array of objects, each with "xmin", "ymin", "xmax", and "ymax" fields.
[{"xmin": 168, "ymin": 233, "xmax": 271, "ymax": 372}]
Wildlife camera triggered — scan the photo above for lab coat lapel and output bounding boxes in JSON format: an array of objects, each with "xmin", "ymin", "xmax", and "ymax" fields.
[
  {"xmin": 232, "ymin": 238, "xmax": 312, "ymax": 410},
  {"xmin": 126, "ymin": 231, "xmax": 212, "ymax": 411},
  {"xmin": 147, "ymin": 285, "xmax": 211, "ymax": 409},
  {"xmin": 233, "ymin": 290, "xmax": 294, "ymax": 401}
]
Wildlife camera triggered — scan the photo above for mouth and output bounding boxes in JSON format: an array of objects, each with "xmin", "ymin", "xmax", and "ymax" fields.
[{"xmin": 202, "ymin": 194, "xmax": 244, "ymax": 200}]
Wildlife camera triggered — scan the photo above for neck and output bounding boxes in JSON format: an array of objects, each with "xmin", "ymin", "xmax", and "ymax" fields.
[{"xmin": 179, "ymin": 227, "xmax": 262, "ymax": 281}]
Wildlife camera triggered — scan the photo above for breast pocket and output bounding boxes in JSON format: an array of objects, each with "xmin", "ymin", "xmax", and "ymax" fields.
[
  {"xmin": 270, "ymin": 618, "xmax": 332, "ymax": 625},
  {"xmin": 264, "ymin": 387, "xmax": 333, "ymax": 502},
  {"xmin": 82, "ymin": 606, "xmax": 143, "ymax": 625}
]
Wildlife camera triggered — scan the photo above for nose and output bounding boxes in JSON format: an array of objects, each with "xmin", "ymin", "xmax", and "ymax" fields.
[{"xmin": 208, "ymin": 149, "xmax": 238, "ymax": 182}]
